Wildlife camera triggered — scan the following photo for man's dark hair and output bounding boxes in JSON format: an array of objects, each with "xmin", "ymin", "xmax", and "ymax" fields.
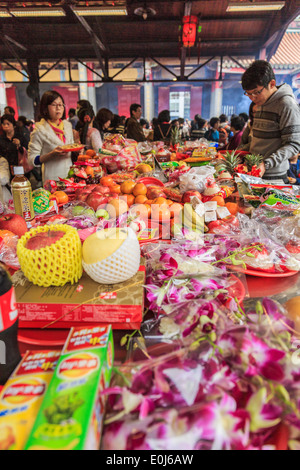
[
  {"xmin": 231, "ymin": 116, "xmax": 245, "ymax": 132},
  {"xmin": 242, "ymin": 60, "xmax": 275, "ymax": 90},
  {"xmin": 209, "ymin": 117, "xmax": 220, "ymax": 128},
  {"xmin": 130, "ymin": 103, "xmax": 141, "ymax": 116},
  {"xmin": 69, "ymin": 108, "xmax": 76, "ymax": 116},
  {"xmin": 239, "ymin": 112, "xmax": 249, "ymax": 122},
  {"xmin": 219, "ymin": 114, "xmax": 228, "ymax": 123}
]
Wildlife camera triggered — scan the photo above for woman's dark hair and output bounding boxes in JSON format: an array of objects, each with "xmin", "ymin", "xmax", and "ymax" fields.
[
  {"xmin": 209, "ymin": 117, "xmax": 220, "ymax": 128},
  {"xmin": 77, "ymin": 107, "xmax": 95, "ymax": 145},
  {"xmin": 17, "ymin": 115, "xmax": 29, "ymax": 126},
  {"xmin": 230, "ymin": 116, "xmax": 245, "ymax": 132},
  {"xmin": 77, "ymin": 99, "xmax": 91, "ymax": 110},
  {"xmin": 242, "ymin": 60, "xmax": 275, "ymax": 91},
  {"xmin": 140, "ymin": 118, "xmax": 149, "ymax": 129},
  {"xmin": 195, "ymin": 115, "xmax": 206, "ymax": 129},
  {"xmin": 39, "ymin": 90, "xmax": 66, "ymax": 120},
  {"xmin": 110, "ymin": 114, "xmax": 122, "ymax": 129},
  {"xmin": 152, "ymin": 117, "xmax": 158, "ymax": 127},
  {"xmin": 157, "ymin": 110, "xmax": 170, "ymax": 123},
  {"xmin": 95, "ymin": 108, "xmax": 114, "ymax": 130},
  {"xmin": 1, "ymin": 113, "xmax": 16, "ymax": 127}
]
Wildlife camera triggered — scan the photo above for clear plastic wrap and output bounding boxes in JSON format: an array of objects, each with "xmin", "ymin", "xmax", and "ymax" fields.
[
  {"xmin": 209, "ymin": 217, "xmax": 300, "ymax": 274},
  {"xmin": 0, "ymin": 232, "xmax": 20, "ymax": 270},
  {"xmin": 102, "ymin": 296, "xmax": 300, "ymax": 450},
  {"xmin": 179, "ymin": 165, "xmax": 216, "ymax": 193}
]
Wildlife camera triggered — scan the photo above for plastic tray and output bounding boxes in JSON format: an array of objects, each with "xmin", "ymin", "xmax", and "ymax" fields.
[{"xmin": 137, "ymin": 177, "xmax": 165, "ymax": 187}]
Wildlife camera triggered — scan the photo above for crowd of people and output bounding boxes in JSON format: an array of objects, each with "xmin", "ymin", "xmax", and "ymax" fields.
[{"xmin": 0, "ymin": 60, "xmax": 299, "ymax": 202}]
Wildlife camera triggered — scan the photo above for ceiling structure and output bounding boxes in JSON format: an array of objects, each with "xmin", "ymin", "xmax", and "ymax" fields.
[{"xmin": 0, "ymin": 1, "xmax": 299, "ymax": 63}]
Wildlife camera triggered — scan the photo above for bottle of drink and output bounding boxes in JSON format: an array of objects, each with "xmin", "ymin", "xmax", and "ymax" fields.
[
  {"xmin": 11, "ymin": 166, "xmax": 35, "ymax": 228},
  {"xmin": 0, "ymin": 265, "xmax": 21, "ymax": 385}
]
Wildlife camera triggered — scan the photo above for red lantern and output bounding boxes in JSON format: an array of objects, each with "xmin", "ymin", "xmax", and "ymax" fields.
[{"xmin": 182, "ymin": 15, "xmax": 198, "ymax": 47}]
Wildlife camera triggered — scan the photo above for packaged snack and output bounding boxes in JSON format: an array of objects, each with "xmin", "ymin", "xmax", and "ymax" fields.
[
  {"xmin": 0, "ymin": 350, "xmax": 61, "ymax": 450},
  {"xmin": 25, "ymin": 325, "xmax": 114, "ymax": 451},
  {"xmin": 260, "ymin": 188, "xmax": 300, "ymax": 211}
]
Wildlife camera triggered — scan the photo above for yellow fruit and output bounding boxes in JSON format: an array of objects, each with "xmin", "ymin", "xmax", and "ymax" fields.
[
  {"xmin": 82, "ymin": 227, "xmax": 141, "ymax": 284},
  {"xmin": 135, "ymin": 163, "xmax": 152, "ymax": 174},
  {"xmin": 82, "ymin": 228, "xmax": 127, "ymax": 265},
  {"xmin": 284, "ymin": 296, "xmax": 300, "ymax": 333}
]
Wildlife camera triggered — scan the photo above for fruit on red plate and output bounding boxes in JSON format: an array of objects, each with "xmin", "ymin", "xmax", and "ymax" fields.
[
  {"xmin": 0, "ymin": 213, "xmax": 28, "ymax": 238},
  {"xmin": 26, "ymin": 230, "xmax": 65, "ymax": 250}
]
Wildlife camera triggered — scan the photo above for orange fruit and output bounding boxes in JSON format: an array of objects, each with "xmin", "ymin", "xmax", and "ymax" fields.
[
  {"xmin": 165, "ymin": 199, "xmax": 173, "ymax": 206},
  {"xmin": 50, "ymin": 191, "xmax": 69, "ymax": 204},
  {"xmin": 134, "ymin": 195, "xmax": 148, "ymax": 204},
  {"xmin": 120, "ymin": 194, "xmax": 135, "ymax": 207},
  {"xmin": 225, "ymin": 202, "xmax": 239, "ymax": 215},
  {"xmin": 145, "ymin": 199, "xmax": 153, "ymax": 205},
  {"xmin": 151, "ymin": 204, "xmax": 171, "ymax": 222},
  {"xmin": 152, "ymin": 197, "xmax": 167, "ymax": 206},
  {"xmin": 169, "ymin": 203, "xmax": 183, "ymax": 219},
  {"xmin": 100, "ymin": 176, "xmax": 114, "ymax": 187},
  {"xmin": 110, "ymin": 184, "xmax": 121, "ymax": 194},
  {"xmin": 211, "ymin": 196, "xmax": 225, "ymax": 206},
  {"xmin": 86, "ymin": 149, "xmax": 96, "ymax": 157},
  {"xmin": 0, "ymin": 230, "xmax": 16, "ymax": 247},
  {"xmin": 120, "ymin": 180, "xmax": 136, "ymax": 194},
  {"xmin": 130, "ymin": 204, "xmax": 150, "ymax": 220},
  {"xmin": 106, "ymin": 199, "xmax": 128, "ymax": 218},
  {"xmin": 132, "ymin": 183, "xmax": 147, "ymax": 197},
  {"xmin": 85, "ymin": 166, "xmax": 94, "ymax": 177}
]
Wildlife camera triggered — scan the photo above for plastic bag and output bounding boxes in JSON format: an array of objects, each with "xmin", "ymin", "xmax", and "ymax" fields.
[
  {"xmin": 0, "ymin": 232, "xmax": 20, "ymax": 270},
  {"xmin": 179, "ymin": 166, "xmax": 216, "ymax": 193}
]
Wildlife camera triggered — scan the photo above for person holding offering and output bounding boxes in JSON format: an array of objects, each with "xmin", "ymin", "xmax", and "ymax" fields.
[
  {"xmin": 28, "ymin": 90, "xmax": 73, "ymax": 182},
  {"xmin": 241, "ymin": 60, "xmax": 300, "ymax": 184}
]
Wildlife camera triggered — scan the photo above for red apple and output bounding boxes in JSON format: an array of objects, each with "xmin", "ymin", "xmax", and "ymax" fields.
[
  {"xmin": 0, "ymin": 213, "xmax": 28, "ymax": 238},
  {"xmin": 86, "ymin": 193, "xmax": 109, "ymax": 211},
  {"xmin": 107, "ymin": 193, "xmax": 119, "ymax": 200},
  {"xmin": 26, "ymin": 230, "xmax": 65, "ymax": 250},
  {"xmin": 75, "ymin": 186, "xmax": 92, "ymax": 199},
  {"xmin": 146, "ymin": 187, "xmax": 165, "ymax": 200},
  {"xmin": 92, "ymin": 185, "xmax": 110, "ymax": 195},
  {"xmin": 182, "ymin": 191, "xmax": 202, "ymax": 203}
]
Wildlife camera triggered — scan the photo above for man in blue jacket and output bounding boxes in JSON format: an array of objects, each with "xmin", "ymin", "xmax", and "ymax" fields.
[{"xmin": 241, "ymin": 60, "xmax": 300, "ymax": 184}]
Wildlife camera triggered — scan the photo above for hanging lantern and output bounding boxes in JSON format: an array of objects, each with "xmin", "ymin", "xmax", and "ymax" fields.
[{"xmin": 182, "ymin": 15, "xmax": 198, "ymax": 47}]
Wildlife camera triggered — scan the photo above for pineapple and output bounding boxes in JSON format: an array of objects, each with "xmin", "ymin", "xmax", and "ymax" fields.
[
  {"xmin": 216, "ymin": 150, "xmax": 243, "ymax": 176},
  {"xmin": 244, "ymin": 154, "xmax": 263, "ymax": 172},
  {"xmin": 170, "ymin": 126, "xmax": 180, "ymax": 147}
]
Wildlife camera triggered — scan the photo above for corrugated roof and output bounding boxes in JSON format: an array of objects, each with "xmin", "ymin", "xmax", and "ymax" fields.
[{"xmin": 270, "ymin": 32, "xmax": 300, "ymax": 67}]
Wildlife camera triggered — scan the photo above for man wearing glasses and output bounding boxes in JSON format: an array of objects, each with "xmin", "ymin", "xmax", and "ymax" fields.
[{"xmin": 241, "ymin": 60, "xmax": 300, "ymax": 184}]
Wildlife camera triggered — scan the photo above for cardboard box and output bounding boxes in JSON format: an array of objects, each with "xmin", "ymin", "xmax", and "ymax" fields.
[
  {"xmin": 0, "ymin": 350, "xmax": 61, "ymax": 450},
  {"xmin": 25, "ymin": 325, "xmax": 114, "ymax": 451},
  {"xmin": 16, "ymin": 265, "xmax": 145, "ymax": 330}
]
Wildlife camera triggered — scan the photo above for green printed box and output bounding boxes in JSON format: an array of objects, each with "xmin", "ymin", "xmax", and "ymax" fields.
[{"xmin": 25, "ymin": 325, "xmax": 114, "ymax": 450}]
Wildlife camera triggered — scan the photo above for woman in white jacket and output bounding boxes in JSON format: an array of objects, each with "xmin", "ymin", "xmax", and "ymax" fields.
[
  {"xmin": 0, "ymin": 156, "xmax": 11, "ymax": 204},
  {"xmin": 28, "ymin": 90, "xmax": 73, "ymax": 182}
]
